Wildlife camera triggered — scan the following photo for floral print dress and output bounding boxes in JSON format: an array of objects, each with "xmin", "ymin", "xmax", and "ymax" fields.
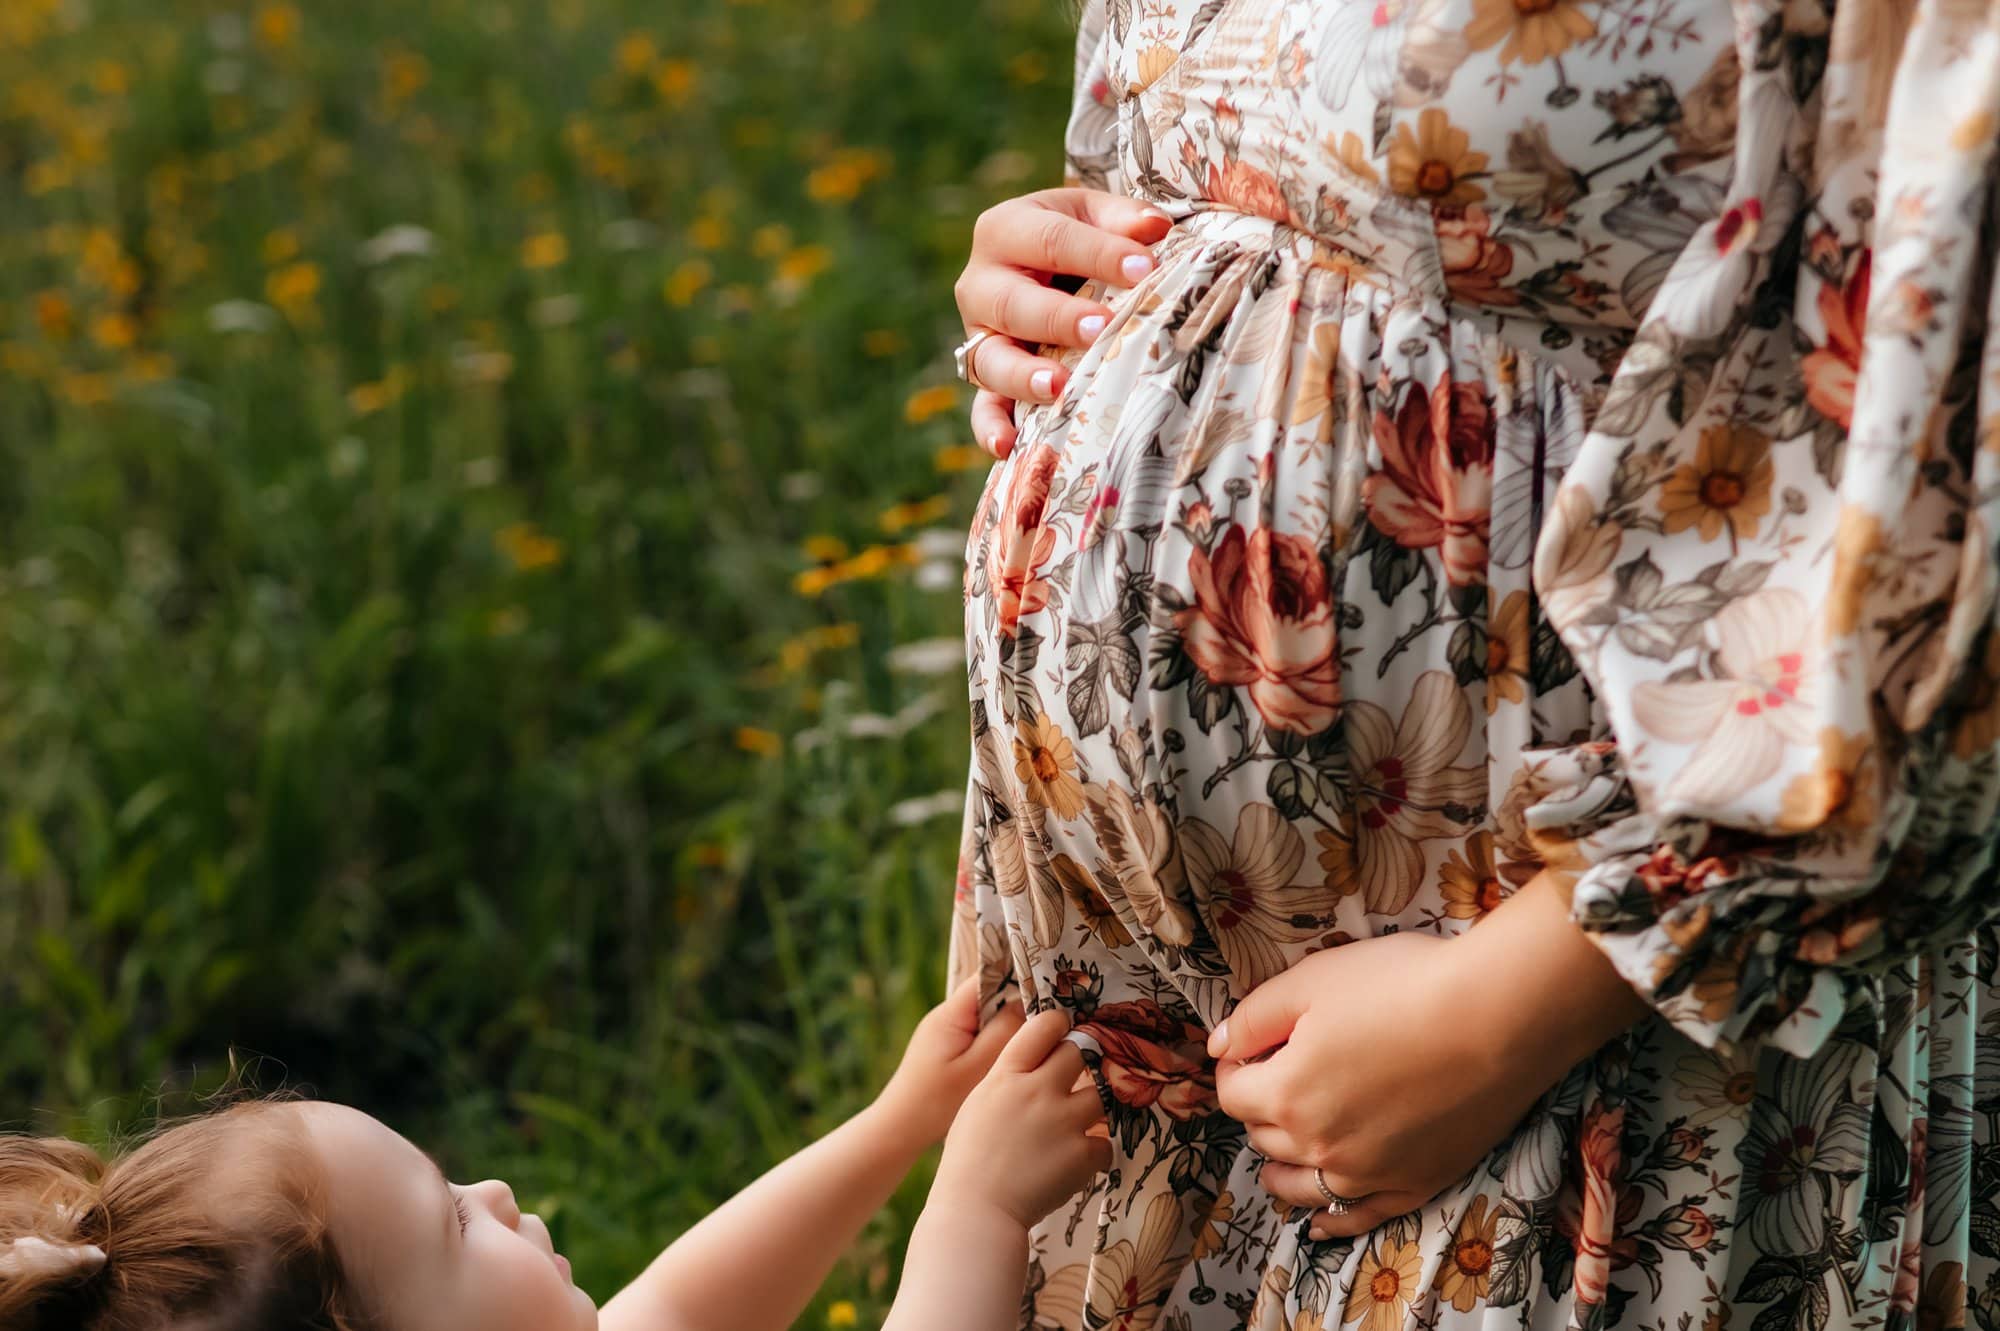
[{"xmin": 948, "ymin": 3, "xmax": 2000, "ymax": 1331}]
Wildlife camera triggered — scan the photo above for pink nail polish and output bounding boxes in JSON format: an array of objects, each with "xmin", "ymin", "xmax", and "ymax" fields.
[{"xmin": 1121, "ymin": 254, "xmax": 1155, "ymax": 282}]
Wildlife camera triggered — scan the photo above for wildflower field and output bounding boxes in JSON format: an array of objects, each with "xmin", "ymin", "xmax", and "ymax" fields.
[{"xmin": 0, "ymin": 0, "xmax": 1070, "ymax": 1318}]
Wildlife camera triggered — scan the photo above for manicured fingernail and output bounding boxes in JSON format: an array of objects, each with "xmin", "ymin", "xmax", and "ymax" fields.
[
  {"xmin": 1206, "ymin": 1021, "xmax": 1227, "ymax": 1056},
  {"xmin": 1078, "ymin": 314, "xmax": 1107, "ymax": 340},
  {"xmin": 1030, "ymin": 369, "xmax": 1055, "ymax": 399},
  {"xmin": 1121, "ymin": 254, "xmax": 1155, "ymax": 282}
]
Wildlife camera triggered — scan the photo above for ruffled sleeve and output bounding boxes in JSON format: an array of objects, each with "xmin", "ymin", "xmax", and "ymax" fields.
[
  {"xmin": 1062, "ymin": 0, "xmax": 1124, "ymax": 193},
  {"xmin": 1527, "ymin": 0, "xmax": 2000, "ymax": 1060}
]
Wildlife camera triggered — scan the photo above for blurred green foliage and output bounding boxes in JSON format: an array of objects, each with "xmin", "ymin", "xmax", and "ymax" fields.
[{"xmin": 0, "ymin": 0, "xmax": 1070, "ymax": 1319}]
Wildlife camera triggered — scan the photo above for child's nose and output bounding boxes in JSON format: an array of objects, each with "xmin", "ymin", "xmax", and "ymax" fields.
[{"xmin": 468, "ymin": 1178, "xmax": 521, "ymax": 1227}]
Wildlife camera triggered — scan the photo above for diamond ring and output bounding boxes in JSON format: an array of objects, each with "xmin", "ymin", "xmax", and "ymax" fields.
[{"xmin": 1314, "ymin": 1169, "xmax": 1360, "ymax": 1216}]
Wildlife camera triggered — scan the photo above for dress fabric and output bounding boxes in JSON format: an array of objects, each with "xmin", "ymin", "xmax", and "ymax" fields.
[{"xmin": 947, "ymin": 3, "xmax": 2000, "ymax": 1330}]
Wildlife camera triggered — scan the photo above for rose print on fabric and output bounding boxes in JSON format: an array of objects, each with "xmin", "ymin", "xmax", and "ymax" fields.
[{"xmin": 948, "ymin": 1, "xmax": 2000, "ymax": 1329}]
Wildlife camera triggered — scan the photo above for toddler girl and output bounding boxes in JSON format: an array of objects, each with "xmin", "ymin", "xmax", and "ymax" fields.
[{"xmin": 0, "ymin": 980, "xmax": 1108, "ymax": 1331}]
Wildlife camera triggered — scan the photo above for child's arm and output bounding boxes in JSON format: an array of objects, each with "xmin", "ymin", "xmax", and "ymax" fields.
[
  {"xmin": 597, "ymin": 978, "xmax": 1021, "ymax": 1331},
  {"xmin": 883, "ymin": 1009, "xmax": 1112, "ymax": 1331}
]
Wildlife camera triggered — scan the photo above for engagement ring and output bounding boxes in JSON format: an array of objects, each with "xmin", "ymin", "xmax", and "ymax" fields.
[{"xmin": 1314, "ymin": 1169, "xmax": 1359, "ymax": 1216}]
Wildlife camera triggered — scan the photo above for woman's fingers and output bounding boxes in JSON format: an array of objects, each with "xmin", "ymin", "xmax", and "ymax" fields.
[
  {"xmin": 1066, "ymin": 1083, "xmax": 1107, "ymax": 1126},
  {"xmin": 972, "ymin": 193, "xmax": 1166, "ymax": 291},
  {"xmin": 1258, "ymin": 1160, "xmax": 1368, "ymax": 1212},
  {"xmin": 957, "ymin": 263, "xmax": 1113, "ymax": 350},
  {"xmin": 972, "ymin": 333, "xmax": 1067, "ymax": 408},
  {"xmin": 970, "ymin": 389, "xmax": 1018, "ymax": 459},
  {"xmin": 1245, "ymin": 1123, "xmax": 1315, "ymax": 1168},
  {"xmin": 1305, "ymin": 1190, "xmax": 1428, "ymax": 1242},
  {"xmin": 1214, "ymin": 1051, "xmax": 1291, "ymax": 1128}
]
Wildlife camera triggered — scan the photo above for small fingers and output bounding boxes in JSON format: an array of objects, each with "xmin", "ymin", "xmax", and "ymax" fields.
[
  {"xmin": 971, "ymin": 334, "xmax": 1067, "ymax": 408},
  {"xmin": 934, "ymin": 974, "xmax": 982, "ymax": 1036},
  {"xmin": 1085, "ymin": 1133, "xmax": 1114, "ymax": 1176},
  {"xmin": 1066, "ymin": 1082, "xmax": 1107, "ymax": 1127},
  {"xmin": 999, "ymin": 1007, "xmax": 1074, "ymax": 1073},
  {"xmin": 1031, "ymin": 1035, "xmax": 1087, "ymax": 1085},
  {"xmin": 969, "ymin": 390, "xmax": 1017, "ymax": 459},
  {"xmin": 1214, "ymin": 1054, "xmax": 1290, "ymax": 1128},
  {"xmin": 970, "ymin": 997, "xmax": 1026, "ymax": 1059}
]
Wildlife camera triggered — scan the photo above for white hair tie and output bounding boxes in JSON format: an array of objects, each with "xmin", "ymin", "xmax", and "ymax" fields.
[{"xmin": 0, "ymin": 1235, "xmax": 108, "ymax": 1282}]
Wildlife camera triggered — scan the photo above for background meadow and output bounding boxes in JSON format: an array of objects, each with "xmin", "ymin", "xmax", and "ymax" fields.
[{"xmin": 0, "ymin": 0, "xmax": 1072, "ymax": 1320}]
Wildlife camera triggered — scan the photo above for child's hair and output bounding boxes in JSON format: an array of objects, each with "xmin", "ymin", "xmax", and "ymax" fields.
[{"xmin": 0, "ymin": 1101, "xmax": 372, "ymax": 1331}]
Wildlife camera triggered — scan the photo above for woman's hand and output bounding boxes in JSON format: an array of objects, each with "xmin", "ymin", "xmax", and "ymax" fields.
[
  {"xmin": 931, "ymin": 1008, "xmax": 1112, "ymax": 1229},
  {"xmin": 955, "ymin": 187, "xmax": 1173, "ymax": 459},
  {"xmin": 1211, "ymin": 873, "xmax": 1650, "ymax": 1239},
  {"xmin": 875, "ymin": 977, "xmax": 1025, "ymax": 1146}
]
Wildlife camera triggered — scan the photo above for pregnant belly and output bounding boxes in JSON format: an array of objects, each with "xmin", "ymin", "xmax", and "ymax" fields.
[{"xmin": 963, "ymin": 205, "xmax": 1596, "ymax": 1002}]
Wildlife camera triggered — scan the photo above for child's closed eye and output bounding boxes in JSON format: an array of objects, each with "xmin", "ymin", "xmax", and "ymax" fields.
[{"xmin": 455, "ymin": 1193, "xmax": 473, "ymax": 1236}]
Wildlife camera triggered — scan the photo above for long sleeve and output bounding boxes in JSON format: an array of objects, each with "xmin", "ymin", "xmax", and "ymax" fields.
[
  {"xmin": 1062, "ymin": 0, "xmax": 1124, "ymax": 193},
  {"xmin": 1525, "ymin": 0, "xmax": 2000, "ymax": 1060}
]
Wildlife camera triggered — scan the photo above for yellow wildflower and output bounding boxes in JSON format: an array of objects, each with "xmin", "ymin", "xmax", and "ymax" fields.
[
  {"xmin": 903, "ymin": 385, "xmax": 959, "ymax": 424},
  {"xmin": 806, "ymin": 148, "xmax": 889, "ymax": 204},
  {"xmin": 734, "ymin": 726, "xmax": 783, "ymax": 757},
  {"xmin": 381, "ymin": 47, "xmax": 431, "ymax": 108},
  {"xmin": 125, "ymin": 352, "xmax": 174, "ymax": 384},
  {"xmin": 793, "ymin": 566, "xmax": 840, "ymax": 597},
  {"xmin": 776, "ymin": 622, "xmax": 861, "ymax": 674},
  {"xmin": 842, "ymin": 542, "xmax": 920, "ymax": 578},
  {"xmin": 91, "ymin": 312, "xmax": 138, "ymax": 351},
  {"xmin": 776, "ymin": 244, "xmax": 832, "ymax": 286},
  {"xmin": 91, "ymin": 62, "xmax": 130, "ymax": 97},
  {"xmin": 25, "ymin": 160, "xmax": 72, "ymax": 197},
  {"xmin": 827, "ymin": 1303, "xmax": 859, "ymax": 1329},
  {"xmin": 863, "ymin": 329, "xmax": 905, "ymax": 358},
  {"xmin": 802, "ymin": 535, "xmax": 849, "ymax": 563},
  {"xmin": 266, "ymin": 261, "xmax": 322, "ymax": 320},
  {"xmin": 262, "ymin": 228, "xmax": 301, "ymax": 265},
  {"xmin": 521, "ymin": 232, "xmax": 568, "ymax": 270},
  {"xmin": 255, "ymin": 3, "xmax": 301, "ymax": 50},
  {"xmin": 664, "ymin": 260, "xmax": 712, "ymax": 307},
  {"xmin": 616, "ymin": 32, "xmax": 659, "ymax": 77},
  {"xmin": 879, "ymin": 495, "xmax": 951, "ymax": 533},
  {"xmin": 690, "ymin": 842, "xmax": 730, "ymax": 868},
  {"xmin": 59, "ymin": 371, "xmax": 113, "ymax": 406},
  {"xmin": 655, "ymin": 60, "xmax": 697, "ymax": 106},
  {"xmin": 750, "ymin": 224, "xmax": 791, "ymax": 258},
  {"xmin": 347, "ymin": 381, "xmax": 392, "ymax": 417},
  {"xmin": 934, "ymin": 444, "xmax": 987, "ymax": 472},
  {"xmin": 1006, "ymin": 51, "xmax": 1049, "ymax": 85},
  {"xmin": 34, "ymin": 290, "xmax": 72, "ymax": 340},
  {"xmin": 496, "ymin": 522, "xmax": 564, "ymax": 571},
  {"xmin": 488, "ymin": 607, "xmax": 527, "ymax": 637}
]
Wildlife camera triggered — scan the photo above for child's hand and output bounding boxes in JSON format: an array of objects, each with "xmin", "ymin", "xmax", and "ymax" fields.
[
  {"xmin": 930, "ymin": 1008, "xmax": 1112, "ymax": 1230},
  {"xmin": 876, "ymin": 977, "xmax": 1025, "ymax": 1145}
]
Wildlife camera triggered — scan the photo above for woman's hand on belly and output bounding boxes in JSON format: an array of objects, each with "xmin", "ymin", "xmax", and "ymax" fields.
[
  {"xmin": 1210, "ymin": 871, "xmax": 1651, "ymax": 1239},
  {"xmin": 955, "ymin": 187, "xmax": 1169, "ymax": 458}
]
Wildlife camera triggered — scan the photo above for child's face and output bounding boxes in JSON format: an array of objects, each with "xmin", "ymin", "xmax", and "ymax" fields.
[{"xmin": 298, "ymin": 1103, "xmax": 598, "ymax": 1331}]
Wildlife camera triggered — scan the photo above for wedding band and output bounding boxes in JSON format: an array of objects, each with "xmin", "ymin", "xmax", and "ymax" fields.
[
  {"xmin": 954, "ymin": 328, "xmax": 1002, "ymax": 391},
  {"xmin": 1314, "ymin": 1169, "xmax": 1358, "ymax": 1216}
]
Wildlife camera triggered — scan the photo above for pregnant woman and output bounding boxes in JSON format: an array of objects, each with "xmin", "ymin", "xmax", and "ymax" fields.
[{"xmin": 946, "ymin": 2, "xmax": 2000, "ymax": 1329}]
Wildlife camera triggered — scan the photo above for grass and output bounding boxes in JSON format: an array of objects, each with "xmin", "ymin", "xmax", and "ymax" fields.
[{"xmin": 0, "ymin": 0, "xmax": 1072, "ymax": 1320}]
